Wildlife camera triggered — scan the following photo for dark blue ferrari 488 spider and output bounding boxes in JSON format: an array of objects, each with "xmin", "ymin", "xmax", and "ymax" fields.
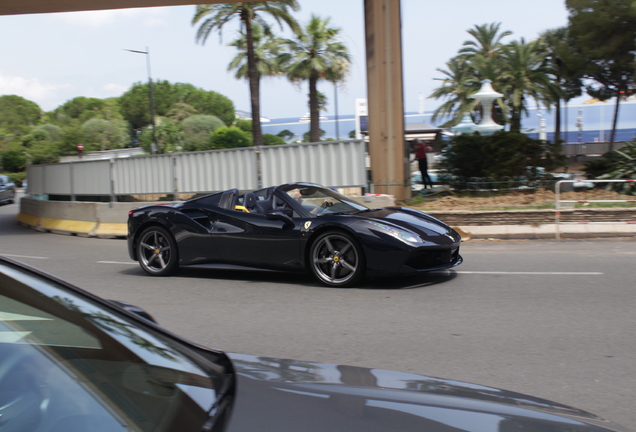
[{"xmin": 127, "ymin": 183, "xmax": 462, "ymax": 287}]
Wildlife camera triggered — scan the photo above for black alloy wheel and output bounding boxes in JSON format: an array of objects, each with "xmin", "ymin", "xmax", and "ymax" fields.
[
  {"xmin": 310, "ymin": 231, "xmax": 365, "ymax": 287},
  {"xmin": 137, "ymin": 226, "xmax": 179, "ymax": 276}
]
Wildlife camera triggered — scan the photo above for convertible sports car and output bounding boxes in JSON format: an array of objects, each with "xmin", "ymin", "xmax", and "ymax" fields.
[
  {"xmin": 127, "ymin": 183, "xmax": 462, "ymax": 287},
  {"xmin": 0, "ymin": 256, "xmax": 633, "ymax": 432}
]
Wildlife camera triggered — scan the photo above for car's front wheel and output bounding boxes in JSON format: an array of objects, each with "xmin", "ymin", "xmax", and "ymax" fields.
[
  {"xmin": 136, "ymin": 226, "xmax": 179, "ymax": 276},
  {"xmin": 310, "ymin": 231, "xmax": 365, "ymax": 287}
]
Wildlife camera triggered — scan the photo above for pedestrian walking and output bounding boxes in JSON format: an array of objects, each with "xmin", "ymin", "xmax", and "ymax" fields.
[{"xmin": 411, "ymin": 139, "xmax": 432, "ymax": 189}]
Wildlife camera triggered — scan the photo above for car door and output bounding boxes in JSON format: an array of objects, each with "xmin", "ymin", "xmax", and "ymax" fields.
[{"xmin": 211, "ymin": 208, "xmax": 303, "ymax": 270}]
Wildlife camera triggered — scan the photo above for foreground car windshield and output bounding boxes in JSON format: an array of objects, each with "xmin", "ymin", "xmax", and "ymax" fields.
[
  {"xmin": 282, "ymin": 185, "xmax": 368, "ymax": 216},
  {"xmin": 0, "ymin": 261, "xmax": 220, "ymax": 432}
]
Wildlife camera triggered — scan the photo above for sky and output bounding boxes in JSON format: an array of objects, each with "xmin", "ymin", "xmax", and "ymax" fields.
[{"xmin": 0, "ymin": 0, "xmax": 573, "ymax": 121}]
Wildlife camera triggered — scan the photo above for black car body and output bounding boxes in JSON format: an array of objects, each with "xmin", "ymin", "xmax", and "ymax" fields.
[
  {"xmin": 0, "ymin": 174, "xmax": 15, "ymax": 205},
  {"xmin": 0, "ymin": 256, "xmax": 632, "ymax": 432},
  {"xmin": 127, "ymin": 183, "xmax": 462, "ymax": 287}
]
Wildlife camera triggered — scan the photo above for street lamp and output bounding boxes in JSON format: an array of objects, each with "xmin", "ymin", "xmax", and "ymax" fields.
[{"xmin": 124, "ymin": 47, "xmax": 157, "ymax": 154}]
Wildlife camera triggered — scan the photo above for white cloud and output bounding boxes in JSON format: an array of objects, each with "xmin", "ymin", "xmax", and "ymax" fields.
[
  {"xmin": 0, "ymin": 73, "xmax": 70, "ymax": 108},
  {"xmin": 53, "ymin": 7, "xmax": 167, "ymax": 28}
]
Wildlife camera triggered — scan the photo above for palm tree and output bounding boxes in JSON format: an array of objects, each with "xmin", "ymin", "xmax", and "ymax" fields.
[
  {"xmin": 429, "ymin": 57, "xmax": 481, "ymax": 127},
  {"xmin": 498, "ymin": 39, "xmax": 557, "ymax": 133},
  {"xmin": 539, "ymin": 27, "xmax": 583, "ymax": 142},
  {"xmin": 459, "ymin": 22, "xmax": 512, "ymax": 59},
  {"xmin": 430, "ymin": 23, "xmax": 511, "ymax": 126},
  {"xmin": 192, "ymin": 1, "xmax": 299, "ymax": 148},
  {"xmin": 280, "ymin": 15, "xmax": 351, "ymax": 143},
  {"xmin": 228, "ymin": 23, "xmax": 283, "ymax": 80}
]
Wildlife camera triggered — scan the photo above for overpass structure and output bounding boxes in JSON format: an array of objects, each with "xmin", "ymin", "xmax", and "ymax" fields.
[{"xmin": 0, "ymin": 0, "xmax": 410, "ymax": 200}]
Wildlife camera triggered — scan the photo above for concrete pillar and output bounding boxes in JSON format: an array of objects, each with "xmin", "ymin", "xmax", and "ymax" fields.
[{"xmin": 364, "ymin": 0, "xmax": 409, "ymax": 201}]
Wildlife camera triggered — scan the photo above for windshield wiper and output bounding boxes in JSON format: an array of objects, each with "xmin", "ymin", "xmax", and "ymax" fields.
[{"xmin": 202, "ymin": 373, "xmax": 235, "ymax": 432}]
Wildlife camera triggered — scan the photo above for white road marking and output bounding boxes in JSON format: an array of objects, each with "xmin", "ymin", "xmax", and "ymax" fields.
[
  {"xmin": 97, "ymin": 261, "xmax": 138, "ymax": 265},
  {"xmin": 455, "ymin": 271, "xmax": 603, "ymax": 275},
  {"xmin": 1, "ymin": 254, "xmax": 49, "ymax": 260}
]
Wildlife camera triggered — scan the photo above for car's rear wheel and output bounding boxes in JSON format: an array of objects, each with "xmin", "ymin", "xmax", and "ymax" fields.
[
  {"xmin": 137, "ymin": 226, "xmax": 179, "ymax": 276},
  {"xmin": 310, "ymin": 231, "xmax": 365, "ymax": 287}
]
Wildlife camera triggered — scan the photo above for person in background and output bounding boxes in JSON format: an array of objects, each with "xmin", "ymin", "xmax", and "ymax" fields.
[{"xmin": 411, "ymin": 139, "xmax": 432, "ymax": 189}]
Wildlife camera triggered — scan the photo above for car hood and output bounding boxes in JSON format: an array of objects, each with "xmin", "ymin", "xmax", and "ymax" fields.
[
  {"xmin": 225, "ymin": 353, "xmax": 628, "ymax": 432},
  {"xmin": 351, "ymin": 207, "xmax": 460, "ymax": 242}
]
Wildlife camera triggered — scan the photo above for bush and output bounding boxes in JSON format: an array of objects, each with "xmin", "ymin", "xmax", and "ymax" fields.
[
  {"xmin": 181, "ymin": 115, "xmax": 225, "ymax": 151},
  {"xmin": 437, "ymin": 131, "xmax": 564, "ymax": 188},
  {"xmin": 588, "ymin": 142, "xmax": 636, "ymax": 195},
  {"xmin": 263, "ymin": 134, "xmax": 286, "ymax": 146},
  {"xmin": 209, "ymin": 126, "xmax": 252, "ymax": 149}
]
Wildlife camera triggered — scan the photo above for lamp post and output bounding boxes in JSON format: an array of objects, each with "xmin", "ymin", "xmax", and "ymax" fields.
[{"xmin": 124, "ymin": 47, "xmax": 157, "ymax": 154}]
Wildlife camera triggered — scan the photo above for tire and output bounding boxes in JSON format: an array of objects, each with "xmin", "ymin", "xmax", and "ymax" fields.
[
  {"xmin": 309, "ymin": 231, "xmax": 365, "ymax": 287},
  {"xmin": 136, "ymin": 226, "xmax": 179, "ymax": 276}
]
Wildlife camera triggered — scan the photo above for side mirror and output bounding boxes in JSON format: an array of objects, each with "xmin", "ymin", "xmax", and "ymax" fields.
[
  {"xmin": 265, "ymin": 210, "xmax": 294, "ymax": 225},
  {"xmin": 109, "ymin": 300, "xmax": 157, "ymax": 323}
]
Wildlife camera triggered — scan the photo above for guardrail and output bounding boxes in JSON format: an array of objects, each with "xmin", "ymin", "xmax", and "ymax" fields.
[{"xmin": 555, "ymin": 179, "xmax": 636, "ymax": 239}]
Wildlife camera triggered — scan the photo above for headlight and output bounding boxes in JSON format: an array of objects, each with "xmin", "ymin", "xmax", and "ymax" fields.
[{"xmin": 369, "ymin": 221, "xmax": 420, "ymax": 244}]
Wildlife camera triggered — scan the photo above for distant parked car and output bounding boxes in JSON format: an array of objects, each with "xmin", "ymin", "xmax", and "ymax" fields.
[
  {"xmin": 411, "ymin": 170, "xmax": 441, "ymax": 192},
  {"xmin": 549, "ymin": 173, "xmax": 595, "ymax": 192},
  {"xmin": 0, "ymin": 174, "xmax": 16, "ymax": 205}
]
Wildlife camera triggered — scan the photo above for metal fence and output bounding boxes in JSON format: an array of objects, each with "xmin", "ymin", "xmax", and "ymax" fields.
[
  {"xmin": 26, "ymin": 140, "xmax": 367, "ymax": 200},
  {"xmin": 555, "ymin": 179, "xmax": 636, "ymax": 239}
]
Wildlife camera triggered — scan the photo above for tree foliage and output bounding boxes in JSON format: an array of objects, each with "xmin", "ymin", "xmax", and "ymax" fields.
[
  {"xmin": 181, "ymin": 115, "xmax": 225, "ymax": 151},
  {"xmin": 0, "ymin": 95, "xmax": 43, "ymax": 132},
  {"xmin": 584, "ymin": 142, "xmax": 636, "ymax": 194},
  {"xmin": 118, "ymin": 81, "xmax": 235, "ymax": 129},
  {"xmin": 262, "ymin": 133, "xmax": 286, "ymax": 146},
  {"xmin": 49, "ymin": 97, "xmax": 123, "ymax": 126},
  {"xmin": 565, "ymin": 0, "xmax": 636, "ymax": 146},
  {"xmin": 193, "ymin": 1, "xmax": 300, "ymax": 148},
  {"xmin": 1, "ymin": 148, "xmax": 27, "ymax": 172},
  {"xmin": 80, "ymin": 118, "xmax": 131, "ymax": 151},
  {"xmin": 138, "ymin": 119, "xmax": 185, "ymax": 154}
]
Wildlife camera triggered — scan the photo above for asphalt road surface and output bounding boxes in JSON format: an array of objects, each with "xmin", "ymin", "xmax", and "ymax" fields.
[{"xmin": 2, "ymin": 194, "xmax": 635, "ymax": 429}]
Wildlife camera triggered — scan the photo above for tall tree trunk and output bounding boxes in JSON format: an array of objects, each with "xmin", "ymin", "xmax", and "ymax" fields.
[
  {"xmin": 243, "ymin": 13, "xmax": 263, "ymax": 149},
  {"xmin": 554, "ymin": 97, "xmax": 562, "ymax": 143},
  {"xmin": 309, "ymin": 73, "xmax": 320, "ymax": 143},
  {"xmin": 609, "ymin": 88, "xmax": 621, "ymax": 151}
]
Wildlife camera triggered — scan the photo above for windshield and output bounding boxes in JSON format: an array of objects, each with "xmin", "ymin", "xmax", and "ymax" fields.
[
  {"xmin": 0, "ymin": 262, "xmax": 219, "ymax": 432},
  {"xmin": 281, "ymin": 185, "xmax": 368, "ymax": 216}
]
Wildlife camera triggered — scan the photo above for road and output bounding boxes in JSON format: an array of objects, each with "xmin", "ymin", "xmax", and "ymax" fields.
[{"xmin": 1, "ymin": 194, "xmax": 635, "ymax": 429}]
